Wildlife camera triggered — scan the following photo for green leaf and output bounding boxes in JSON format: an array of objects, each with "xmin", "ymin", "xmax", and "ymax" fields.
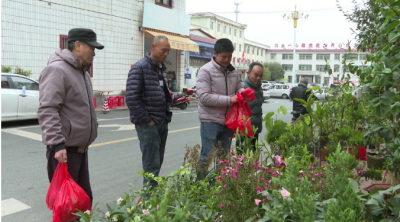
[
  {"xmin": 389, "ymin": 32, "xmax": 400, "ymax": 43},
  {"xmin": 382, "ymin": 91, "xmax": 395, "ymax": 100},
  {"xmin": 366, "ymin": 198, "xmax": 379, "ymax": 206},
  {"xmin": 379, "ymin": 219, "xmax": 393, "ymax": 222},
  {"xmin": 391, "ymin": 102, "xmax": 400, "ymax": 115},
  {"xmin": 348, "ymin": 178, "xmax": 359, "ymax": 192},
  {"xmin": 382, "ymin": 20, "xmax": 400, "ymax": 33},
  {"xmin": 294, "ymin": 98, "xmax": 307, "ymax": 104},
  {"xmin": 263, "ymin": 112, "xmax": 275, "ymax": 121},
  {"xmin": 279, "ymin": 105, "xmax": 287, "ymax": 115}
]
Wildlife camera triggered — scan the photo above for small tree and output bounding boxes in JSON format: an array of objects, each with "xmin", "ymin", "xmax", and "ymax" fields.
[
  {"xmin": 263, "ymin": 66, "xmax": 271, "ymax": 80},
  {"xmin": 1, "ymin": 66, "xmax": 32, "ymax": 77},
  {"xmin": 263, "ymin": 62, "xmax": 285, "ymax": 80},
  {"xmin": 1, "ymin": 66, "xmax": 12, "ymax": 73}
]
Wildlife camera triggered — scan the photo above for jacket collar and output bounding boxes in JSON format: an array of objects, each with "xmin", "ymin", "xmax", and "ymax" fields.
[
  {"xmin": 244, "ymin": 76, "xmax": 260, "ymax": 88},
  {"xmin": 145, "ymin": 53, "xmax": 166, "ymax": 71},
  {"xmin": 52, "ymin": 49, "xmax": 91, "ymax": 75},
  {"xmin": 211, "ymin": 57, "xmax": 235, "ymax": 72},
  {"xmin": 298, "ymin": 83, "xmax": 307, "ymax": 88}
]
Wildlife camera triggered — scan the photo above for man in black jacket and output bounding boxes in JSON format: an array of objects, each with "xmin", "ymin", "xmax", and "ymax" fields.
[
  {"xmin": 126, "ymin": 35, "xmax": 172, "ymax": 190},
  {"xmin": 290, "ymin": 78, "xmax": 311, "ymax": 118}
]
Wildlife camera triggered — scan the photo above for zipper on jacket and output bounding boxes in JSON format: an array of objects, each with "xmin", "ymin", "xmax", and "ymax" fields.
[
  {"xmin": 82, "ymin": 67, "xmax": 93, "ymax": 150},
  {"xmin": 224, "ymin": 69, "xmax": 229, "ymax": 117}
]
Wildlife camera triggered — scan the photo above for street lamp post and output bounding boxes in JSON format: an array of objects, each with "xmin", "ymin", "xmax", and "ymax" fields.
[{"xmin": 284, "ymin": 6, "xmax": 308, "ymax": 85}]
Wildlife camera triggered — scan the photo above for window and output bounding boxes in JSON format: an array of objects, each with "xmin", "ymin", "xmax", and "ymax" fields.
[
  {"xmin": 282, "ymin": 64, "xmax": 293, "ymax": 71},
  {"xmin": 155, "ymin": 0, "xmax": 172, "ymax": 7},
  {"xmin": 324, "ymin": 77, "xmax": 330, "ymax": 85},
  {"xmin": 271, "ymin": 53, "xmax": 276, "ymax": 59},
  {"xmin": 217, "ymin": 24, "xmax": 220, "ymax": 32},
  {"xmin": 1, "ymin": 75, "xmax": 11, "ymax": 88},
  {"xmin": 261, "ymin": 50, "xmax": 263, "ymax": 56},
  {"xmin": 360, "ymin": 54, "xmax": 367, "ymax": 60},
  {"xmin": 345, "ymin": 54, "xmax": 357, "ymax": 60},
  {"xmin": 223, "ymin": 26, "xmax": 226, "ymax": 33},
  {"xmin": 299, "ymin": 65, "xmax": 312, "ymax": 71},
  {"xmin": 334, "ymin": 54, "xmax": 340, "ymax": 60},
  {"xmin": 317, "ymin": 54, "xmax": 330, "ymax": 60},
  {"xmin": 229, "ymin": 27, "xmax": 231, "ymax": 35},
  {"xmin": 234, "ymin": 43, "xmax": 236, "ymax": 50},
  {"xmin": 239, "ymin": 31, "xmax": 242, "ymax": 37},
  {"xmin": 299, "ymin": 54, "xmax": 312, "ymax": 60},
  {"xmin": 239, "ymin": 44, "xmax": 241, "ymax": 52},
  {"xmin": 234, "ymin": 29, "xmax": 236, "ymax": 36},
  {"xmin": 288, "ymin": 76, "xmax": 292, "ymax": 83},
  {"xmin": 275, "ymin": 85, "xmax": 283, "ymax": 89},
  {"xmin": 316, "ymin": 76, "xmax": 321, "ymax": 84},
  {"xmin": 316, "ymin": 65, "xmax": 329, "ymax": 72},
  {"xmin": 282, "ymin": 54, "xmax": 293, "ymax": 60},
  {"xmin": 210, "ymin": 21, "xmax": 214, "ymax": 30},
  {"xmin": 334, "ymin": 64, "xmax": 340, "ymax": 72},
  {"xmin": 10, "ymin": 76, "xmax": 39, "ymax": 90},
  {"xmin": 61, "ymin": 35, "xmax": 93, "ymax": 77},
  {"xmin": 247, "ymin": 46, "xmax": 250, "ymax": 53},
  {"xmin": 283, "ymin": 85, "xmax": 290, "ymax": 89},
  {"xmin": 257, "ymin": 48, "xmax": 259, "ymax": 56},
  {"xmin": 252, "ymin": 47, "xmax": 255, "ymax": 55}
]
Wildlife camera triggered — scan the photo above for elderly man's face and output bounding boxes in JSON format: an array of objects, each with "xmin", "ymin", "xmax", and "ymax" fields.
[
  {"xmin": 247, "ymin": 65, "xmax": 263, "ymax": 86},
  {"xmin": 151, "ymin": 39, "xmax": 171, "ymax": 64},
  {"xmin": 74, "ymin": 41, "xmax": 95, "ymax": 66}
]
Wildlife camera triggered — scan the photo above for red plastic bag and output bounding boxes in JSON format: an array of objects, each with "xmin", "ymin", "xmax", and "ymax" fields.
[
  {"xmin": 225, "ymin": 92, "xmax": 254, "ymax": 137},
  {"xmin": 52, "ymin": 164, "xmax": 91, "ymax": 222},
  {"xmin": 46, "ymin": 163, "xmax": 68, "ymax": 210}
]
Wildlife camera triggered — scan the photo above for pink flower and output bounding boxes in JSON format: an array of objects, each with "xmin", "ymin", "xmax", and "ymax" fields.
[
  {"xmin": 261, "ymin": 178, "xmax": 265, "ymax": 181},
  {"xmin": 105, "ymin": 211, "xmax": 110, "ymax": 218},
  {"xmin": 157, "ymin": 205, "xmax": 159, "ymax": 210},
  {"xmin": 320, "ymin": 172, "xmax": 324, "ymax": 175},
  {"xmin": 314, "ymin": 173, "xmax": 319, "ymax": 176},
  {"xmin": 299, "ymin": 177, "xmax": 304, "ymax": 181},
  {"xmin": 280, "ymin": 173, "xmax": 283, "ymax": 176},
  {"xmin": 230, "ymin": 151, "xmax": 235, "ymax": 155},
  {"xmin": 238, "ymin": 155, "xmax": 244, "ymax": 161},
  {"xmin": 142, "ymin": 209, "xmax": 150, "ymax": 216},
  {"xmin": 255, "ymin": 179, "xmax": 258, "ymax": 182},
  {"xmin": 319, "ymin": 181, "xmax": 322, "ymax": 183},
  {"xmin": 84, "ymin": 210, "xmax": 91, "ymax": 215},
  {"xmin": 254, "ymin": 199, "xmax": 261, "ymax": 205},
  {"xmin": 236, "ymin": 162, "xmax": 242, "ymax": 166},
  {"xmin": 220, "ymin": 204, "xmax": 225, "ymax": 208},
  {"xmin": 232, "ymin": 204, "xmax": 235, "ymax": 207},
  {"xmin": 233, "ymin": 170, "xmax": 238, "ymax": 175},
  {"xmin": 263, "ymin": 199, "xmax": 267, "ymax": 202},
  {"xmin": 224, "ymin": 185, "xmax": 227, "ymax": 188},
  {"xmin": 217, "ymin": 176, "xmax": 222, "ymax": 180},
  {"xmin": 219, "ymin": 160, "xmax": 225, "ymax": 164},
  {"xmin": 264, "ymin": 167, "xmax": 269, "ymax": 170},
  {"xmin": 256, "ymin": 187, "xmax": 262, "ymax": 193},
  {"xmin": 117, "ymin": 197, "xmax": 123, "ymax": 205},
  {"xmin": 222, "ymin": 167, "xmax": 226, "ymax": 171},
  {"xmin": 299, "ymin": 170, "xmax": 305, "ymax": 175},
  {"xmin": 264, "ymin": 185, "xmax": 268, "ymax": 189},
  {"xmin": 358, "ymin": 170, "xmax": 365, "ymax": 175},
  {"xmin": 281, "ymin": 187, "xmax": 291, "ymax": 198},
  {"xmin": 312, "ymin": 178, "xmax": 315, "ymax": 181},
  {"xmin": 234, "ymin": 175, "xmax": 238, "ymax": 180},
  {"xmin": 309, "ymin": 166, "xmax": 314, "ymax": 169},
  {"xmin": 268, "ymin": 180, "xmax": 272, "ymax": 184}
]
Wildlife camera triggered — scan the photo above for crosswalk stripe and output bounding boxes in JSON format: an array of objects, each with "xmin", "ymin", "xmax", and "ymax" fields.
[{"xmin": 1, "ymin": 198, "xmax": 31, "ymax": 217}]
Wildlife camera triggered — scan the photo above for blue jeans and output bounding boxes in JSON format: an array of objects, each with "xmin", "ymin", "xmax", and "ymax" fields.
[
  {"xmin": 135, "ymin": 122, "xmax": 168, "ymax": 190},
  {"xmin": 198, "ymin": 122, "xmax": 234, "ymax": 179}
]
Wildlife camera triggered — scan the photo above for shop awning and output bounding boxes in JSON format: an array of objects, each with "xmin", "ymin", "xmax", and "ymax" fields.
[
  {"xmin": 194, "ymin": 41, "xmax": 214, "ymax": 49},
  {"xmin": 144, "ymin": 29, "xmax": 199, "ymax": 53}
]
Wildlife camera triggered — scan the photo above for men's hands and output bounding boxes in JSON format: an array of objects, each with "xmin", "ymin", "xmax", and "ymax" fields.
[
  {"xmin": 148, "ymin": 120, "xmax": 155, "ymax": 126},
  {"xmin": 230, "ymin": 95, "xmax": 238, "ymax": 103},
  {"xmin": 54, "ymin": 149, "xmax": 67, "ymax": 163}
]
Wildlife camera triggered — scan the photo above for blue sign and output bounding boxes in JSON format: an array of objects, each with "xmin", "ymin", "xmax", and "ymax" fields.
[
  {"xmin": 143, "ymin": 2, "xmax": 190, "ymax": 36},
  {"xmin": 190, "ymin": 48, "xmax": 213, "ymax": 59},
  {"xmin": 184, "ymin": 74, "xmax": 191, "ymax": 79}
]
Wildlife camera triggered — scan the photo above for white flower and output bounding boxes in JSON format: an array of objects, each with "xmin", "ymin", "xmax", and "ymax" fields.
[
  {"xmin": 143, "ymin": 209, "xmax": 150, "ymax": 216},
  {"xmin": 84, "ymin": 210, "xmax": 91, "ymax": 215},
  {"xmin": 112, "ymin": 218, "xmax": 117, "ymax": 221},
  {"xmin": 117, "ymin": 197, "xmax": 123, "ymax": 205},
  {"xmin": 105, "ymin": 211, "xmax": 110, "ymax": 218},
  {"xmin": 156, "ymin": 204, "xmax": 159, "ymax": 210}
]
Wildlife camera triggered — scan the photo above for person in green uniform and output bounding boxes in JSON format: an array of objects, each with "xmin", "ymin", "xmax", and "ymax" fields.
[{"xmin": 237, "ymin": 62, "xmax": 264, "ymax": 152}]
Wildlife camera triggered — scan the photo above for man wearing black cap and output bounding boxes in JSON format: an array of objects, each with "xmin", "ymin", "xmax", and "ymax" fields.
[{"xmin": 38, "ymin": 28, "xmax": 104, "ymax": 206}]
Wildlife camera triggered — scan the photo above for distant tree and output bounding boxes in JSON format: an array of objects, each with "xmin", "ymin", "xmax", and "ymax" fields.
[
  {"xmin": 263, "ymin": 62, "xmax": 284, "ymax": 80},
  {"xmin": 1, "ymin": 66, "xmax": 12, "ymax": 73},
  {"xmin": 263, "ymin": 66, "xmax": 271, "ymax": 80},
  {"xmin": 1, "ymin": 66, "xmax": 31, "ymax": 77}
]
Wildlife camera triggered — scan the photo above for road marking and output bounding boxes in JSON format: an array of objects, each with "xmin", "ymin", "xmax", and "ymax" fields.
[
  {"xmin": 1, "ymin": 198, "xmax": 31, "ymax": 217},
  {"xmin": 89, "ymin": 126, "xmax": 200, "ymax": 148},
  {"xmin": 1, "ymin": 128, "xmax": 42, "ymax": 142},
  {"xmin": 98, "ymin": 124, "xmax": 136, "ymax": 131},
  {"xmin": 97, "ymin": 111, "xmax": 198, "ymax": 122}
]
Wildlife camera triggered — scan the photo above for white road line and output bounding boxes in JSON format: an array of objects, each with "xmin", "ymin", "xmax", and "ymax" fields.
[
  {"xmin": 1, "ymin": 128, "xmax": 42, "ymax": 142},
  {"xmin": 1, "ymin": 198, "xmax": 31, "ymax": 217}
]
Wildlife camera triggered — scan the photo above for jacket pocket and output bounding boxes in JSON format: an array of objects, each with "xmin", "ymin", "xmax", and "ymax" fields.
[{"xmin": 67, "ymin": 120, "xmax": 74, "ymax": 138}]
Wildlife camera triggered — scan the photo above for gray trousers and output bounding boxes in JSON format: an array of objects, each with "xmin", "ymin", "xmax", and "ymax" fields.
[{"xmin": 135, "ymin": 122, "xmax": 168, "ymax": 190}]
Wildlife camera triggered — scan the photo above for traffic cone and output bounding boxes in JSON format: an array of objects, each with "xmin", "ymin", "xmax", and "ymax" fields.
[{"xmin": 102, "ymin": 99, "xmax": 109, "ymax": 114}]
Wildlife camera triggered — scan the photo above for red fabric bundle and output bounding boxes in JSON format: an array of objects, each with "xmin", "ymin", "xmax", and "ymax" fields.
[{"xmin": 225, "ymin": 88, "xmax": 256, "ymax": 137}]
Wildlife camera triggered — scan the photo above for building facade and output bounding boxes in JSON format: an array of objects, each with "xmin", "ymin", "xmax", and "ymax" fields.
[
  {"xmin": 243, "ymin": 39, "xmax": 270, "ymax": 67},
  {"xmin": 266, "ymin": 49, "xmax": 369, "ymax": 86},
  {"xmin": 1, "ymin": 0, "xmax": 197, "ymax": 97}
]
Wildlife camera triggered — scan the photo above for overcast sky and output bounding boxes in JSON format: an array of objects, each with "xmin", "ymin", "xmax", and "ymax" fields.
[{"xmin": 186, "ymin": 0, "xmax": 363, "ymax": 48}]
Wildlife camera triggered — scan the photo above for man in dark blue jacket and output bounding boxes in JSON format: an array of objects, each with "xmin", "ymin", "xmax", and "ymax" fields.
[{"xmin": 126, "ymin": 35, "xmax": 172, "ymax": 190}]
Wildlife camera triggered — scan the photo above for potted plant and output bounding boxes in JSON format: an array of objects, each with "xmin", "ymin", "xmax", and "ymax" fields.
[{"xmin": 367, "ymin": 136, "xmax": 386, "ymax": 170}]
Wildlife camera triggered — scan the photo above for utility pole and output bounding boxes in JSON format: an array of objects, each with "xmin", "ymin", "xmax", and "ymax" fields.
[{"xmin": 234, "ymin": 1, "xmax": 241, "ymax": 22}]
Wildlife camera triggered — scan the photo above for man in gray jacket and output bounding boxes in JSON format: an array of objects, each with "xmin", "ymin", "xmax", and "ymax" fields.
[
  {"xmin": 196, "ymin": 38, "xmax": 243, "ymax": 179},
  {"xmin": 38, "ymin": 28, "xmax": 103, "ymax": 204}
]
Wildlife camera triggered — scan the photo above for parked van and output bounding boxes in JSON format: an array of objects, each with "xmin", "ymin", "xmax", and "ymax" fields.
[{"xmin": 269, "ymin": 84, "xmax": 291, "ymax": 99}]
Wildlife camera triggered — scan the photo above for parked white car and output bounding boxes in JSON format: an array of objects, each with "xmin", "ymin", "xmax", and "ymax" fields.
[
  {"xmin": 262, "ymin": 85, "xmax": 271, "ymax": 101},
  {"xmin": 1, "ymin": 73, "xmax": 39, "ymax": 122},
  {"xmin": 314, "ymin": 88, "xmax": 330, "ymax": 100},
  {"xmin": 269, "ymin": 84, "xmax": 291, "ymax": 99}
]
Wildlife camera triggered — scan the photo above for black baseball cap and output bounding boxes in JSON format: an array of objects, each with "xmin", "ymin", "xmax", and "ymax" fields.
[{"xmin": 68, "ymin": 28, "xmax": 104, "ymax": 50}]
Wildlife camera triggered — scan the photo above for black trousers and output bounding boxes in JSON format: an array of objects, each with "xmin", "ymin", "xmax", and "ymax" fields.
[{"xmin": 46, "ymin": 150, "xmax": 93, "ymax": 205}]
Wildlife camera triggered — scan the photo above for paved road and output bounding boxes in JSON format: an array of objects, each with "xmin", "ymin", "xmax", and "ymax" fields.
[{"xmin": 1, "ymin": 98, "xmax": 292, "ymax": 222}]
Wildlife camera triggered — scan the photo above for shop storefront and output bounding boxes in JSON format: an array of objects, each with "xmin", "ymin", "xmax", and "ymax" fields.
[
  {"xmin": 188, "ymin": 41, "xmax": 214, "ymax": 89},
  {"xmin": 142, "ymin": 2, "xmax": 199, "ymax": 92}
]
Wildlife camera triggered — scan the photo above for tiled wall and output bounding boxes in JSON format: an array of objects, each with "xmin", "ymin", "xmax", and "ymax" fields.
[{"xmin": 2, "ymin": 0, "xmax": 187, "ymax": 92}]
